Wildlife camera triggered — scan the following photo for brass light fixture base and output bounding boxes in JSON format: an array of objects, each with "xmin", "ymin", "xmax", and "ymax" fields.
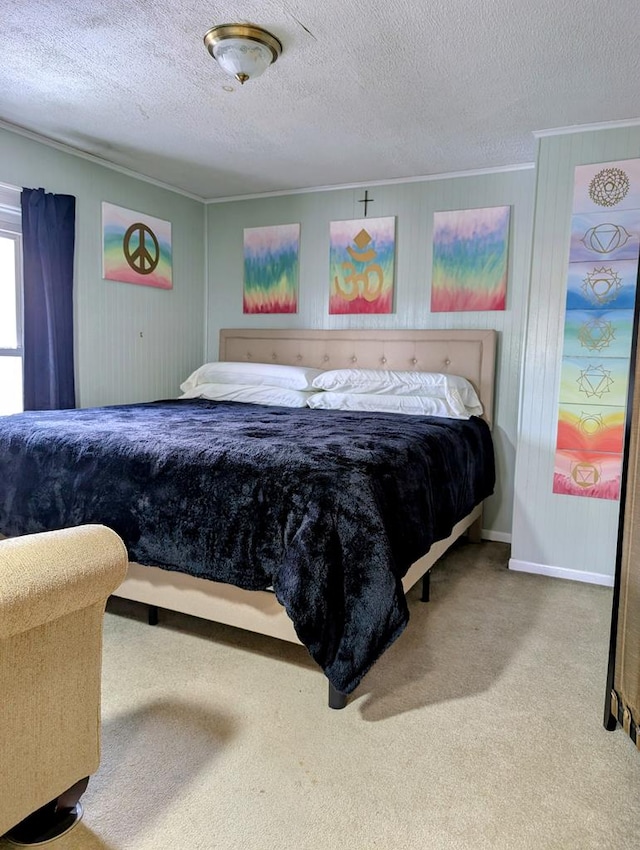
[{"xmin": 203, "ymin": 24, "xmax": 282, "ymax": 84}]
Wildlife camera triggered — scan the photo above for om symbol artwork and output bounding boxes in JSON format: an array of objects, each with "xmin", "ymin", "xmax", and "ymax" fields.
[
  {"xmin": 123, "ymin": 222, "xmax": 160, "ymax": 275},
  {"xmin": 335, "ymin": 228, "xmax": 384, "ymax": 302}
]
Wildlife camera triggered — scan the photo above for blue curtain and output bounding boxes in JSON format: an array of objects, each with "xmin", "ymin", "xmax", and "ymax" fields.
[{"xmin": 21, "ymin": 187, "xmax": 76, "ymax": 410}]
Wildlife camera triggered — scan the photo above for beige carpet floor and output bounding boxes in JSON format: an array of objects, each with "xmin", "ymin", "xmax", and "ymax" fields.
[{"xmin": 3, "ymin": 541, "xmax": 640, "ymax": 849}]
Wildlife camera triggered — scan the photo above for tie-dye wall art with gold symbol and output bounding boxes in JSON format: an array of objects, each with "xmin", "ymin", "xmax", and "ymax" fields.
[
  {"xmin": 430, "ymin": 206, "xmax": 510, "ymax": 312},
  {"xmin": 243, "ymin": 223, "xmax": 300, "ymax": 314},
  {"xmin": 102, "ymin": 203, "xmax": 172, "ymax": 289},
  {"xmin": 329, "ymin": 217, "xmax": 395, "ymax": 314},
  {"xmin": 553, "ymin": 158, "xmax": 640, "ymax": 500}
]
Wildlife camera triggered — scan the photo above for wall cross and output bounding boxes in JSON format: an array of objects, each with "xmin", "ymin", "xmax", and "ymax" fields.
[{"xmin": 358, "ymin": 190, "xmax": 374, "ymax": 217}]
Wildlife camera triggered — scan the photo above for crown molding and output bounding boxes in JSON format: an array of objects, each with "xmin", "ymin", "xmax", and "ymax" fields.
[
  {"xmin": 0, "ymin": 119, "xmax": 205, "ymax": 202},
  {"xmin": 204, "ymin": 162, "xmax": 536, "ymax": 204},
  {"xmin": 0, "ymin": 116, "xmax": 541, "ymax": 207},
  {"xmin": 0, "ymin": 182, "xmax": 20, "ymax": 207},
  {"xmin": 533, "ymin": 117, "xmax": 640, "ymax": 138}
]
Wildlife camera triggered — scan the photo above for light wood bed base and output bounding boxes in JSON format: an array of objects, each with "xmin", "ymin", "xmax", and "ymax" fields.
[{"xmin": 114, "ymin": 329, "xmax": 497, "ymax": 659}]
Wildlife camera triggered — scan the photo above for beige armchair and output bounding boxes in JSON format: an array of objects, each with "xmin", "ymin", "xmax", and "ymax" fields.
[{"xmin": 0, "ymin": 525, "xmax": 128, "ymax": 844}]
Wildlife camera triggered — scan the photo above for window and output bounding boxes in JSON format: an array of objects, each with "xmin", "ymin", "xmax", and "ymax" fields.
[{"xmin": 0, "ymin": 185, "xmax": 22, "ymax": 415}]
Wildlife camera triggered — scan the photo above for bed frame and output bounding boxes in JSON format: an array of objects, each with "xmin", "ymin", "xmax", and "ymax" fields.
[{"xmin": 113, "ymin": 328, "xmax": 497, "ymax": 707}]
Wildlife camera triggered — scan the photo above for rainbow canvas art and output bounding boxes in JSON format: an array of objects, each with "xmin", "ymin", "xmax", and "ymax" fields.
[
  {"xmin": 431, "ymin": 206, "xmax": 510, "ymax": 312},
  {"xmin": 102, "ymin": 203, "xmax": 172, "ymax": 289},
  {"xmin": 565, "ymin": 261, "xmax": 638, "ymax": 311},
  {"xmin": 329, "ymin": 217, "xmax": 395, "ymax": 314},
  {"xmin": 572, "ymin": 157, "xmax": 640, "ymax": 214},
  {"xmin": 552, "ymin": 157, "xmax": 640, "ymax": 500},
  {"xmin": 569, "ymin": 210, "xmax": 640, "ymax": 264},
  {"xmin": 556, "ymin": 404, "xmax": 625, "ymax": 454},
  {"xmin": 558, "ymin": 356, "xmax": 630, "ymax": 408},
  {"xmin": 243, "ymin": 224, "xmax": 299, "ymax": 314},
  {"xmin": 553, "ymin": 450, "xmax": 622, "ymax": 501},
  {"xmin": 562, "ymin": 310, "xmax": 633, "ymax": 359}
]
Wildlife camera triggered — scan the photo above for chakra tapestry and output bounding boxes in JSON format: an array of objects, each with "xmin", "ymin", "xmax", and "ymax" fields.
[
  {"xmin": 553, "ymin": 157, "xmax": 640, "ymax": 499},
  {"xmin": 243, "ymin": 224, "xmax": 300, "ymax": 314},
  {"xmin": 431, "ymin": 206, "xmax": 510, "ymax": 312},
  {"xmin": 102, "ymin": 203, "xmax": 172, "ymax": 289},
  {"xmin": 329, "ymin": 217, "xmax": 395, "ymax": 314}
]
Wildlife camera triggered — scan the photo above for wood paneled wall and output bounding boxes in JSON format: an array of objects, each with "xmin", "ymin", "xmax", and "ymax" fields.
[
  {"xmin": 511, "ymin": 126, "xmax": 640, "ymax": 582},
  {"xmin": 0, "ymin": 126, "xmax": 206, "ymax": 410},
  {"xmin": 206, "ymin": 168, "xmax": 536, "ymax": 538}
]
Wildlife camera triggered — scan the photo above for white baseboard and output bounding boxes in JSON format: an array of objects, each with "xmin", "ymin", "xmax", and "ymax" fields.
[
  {"xmin": 482, "ymin": 529, "xmax": 511, "ymax": 544},
  {"xmin": 508, "ymin": 558, "xmax": 614, "ymax": 587}
]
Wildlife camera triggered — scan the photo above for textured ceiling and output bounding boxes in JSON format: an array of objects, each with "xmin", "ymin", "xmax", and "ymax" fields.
[{"xmin": 2, "ymin": 0, "xmax": 640, "ymax": 200}]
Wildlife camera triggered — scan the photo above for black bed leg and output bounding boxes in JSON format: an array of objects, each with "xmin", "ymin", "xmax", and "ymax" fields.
[
  {"xmin": 468, "ymin": 514, "xmax": 483, "ymax": 544},
  {"xmin": 421, "ymin": 571, "xmax": 431, "ymax": 602},
  {"xmin": 148, "ymin": 605, "xmax": 159, "ymax": 626},
  {"xmin": 328, "ymin": 681, "xmax": 347, "ymax": 710}
]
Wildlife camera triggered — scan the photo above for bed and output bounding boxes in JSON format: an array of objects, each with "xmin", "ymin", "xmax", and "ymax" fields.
[{"xmin": 0, "ymin": 328, "xmax": 496, "ymax": 708}]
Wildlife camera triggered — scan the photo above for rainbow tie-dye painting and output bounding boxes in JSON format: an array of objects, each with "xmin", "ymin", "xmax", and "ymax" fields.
[
  {"xmin": 102, "ymin": 203, "xmax": 172, "ymax": 289},
  {"xmin": 431, "ymin": 206, "xmax": 510, "ymax": 312},
  {"xmin": 243, "ymin": 223, "xmax": 299, "ymax": 314}
]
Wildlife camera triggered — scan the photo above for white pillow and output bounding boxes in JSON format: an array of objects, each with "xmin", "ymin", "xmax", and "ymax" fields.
[
  {"xmin": 180, "ymin": 383, "xmax": 312, "ymax": 408},
  {"xmin": 306, "ymin": 391, "xmax": 476, "ymax": 419},
  {"xmin": 312, "ymin": 367, "xmax": 478, "ymax": 399},
  {"xmin": 180, "ymin": 361, "xmax": 324, "ymax": 393},
  {"xmin": 311, "ymin": 368, "xmax": 482, "ymax": 416}
]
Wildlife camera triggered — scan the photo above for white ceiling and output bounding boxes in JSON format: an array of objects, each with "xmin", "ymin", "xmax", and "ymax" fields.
[{"xmin": 3, "ymin": 0, "xmax": 640, "ymax": 200}]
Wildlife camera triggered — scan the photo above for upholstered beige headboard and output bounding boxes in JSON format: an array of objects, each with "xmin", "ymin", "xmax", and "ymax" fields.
[{"xmin": 219, "ymin": 328, "xmax": 497, "ymax": 426}]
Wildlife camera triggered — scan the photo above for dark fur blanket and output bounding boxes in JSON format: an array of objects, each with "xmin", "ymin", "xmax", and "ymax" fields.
[{"xmin": 0, "ymin": 399, "xmax": 495, "ymax": 693}]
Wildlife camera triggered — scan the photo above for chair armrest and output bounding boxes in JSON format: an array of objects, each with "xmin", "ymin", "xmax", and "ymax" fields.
[{"xmin": 0, "ymin": 525, "xmax": 128, "ymax": 638}]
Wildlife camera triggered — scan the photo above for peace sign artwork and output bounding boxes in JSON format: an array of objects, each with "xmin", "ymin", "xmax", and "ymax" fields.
[{"xmin": 102, "ymin": 202, "xmax": 172, "ymax": 289}]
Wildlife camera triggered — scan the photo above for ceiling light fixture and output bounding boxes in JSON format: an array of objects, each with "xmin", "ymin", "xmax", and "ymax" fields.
[{"xmin": 203, "ymin": 23, "xmax": 282, "ymax": 85}]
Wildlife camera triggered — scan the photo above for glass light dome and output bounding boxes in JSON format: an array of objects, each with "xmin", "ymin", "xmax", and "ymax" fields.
[
  {"xmin": 204, "ymin": 24, "xmax": 282, "ymax": 85},
  {"xmin": 213, "ymin": 39, "xmax": 273, "ymax": 83}
]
